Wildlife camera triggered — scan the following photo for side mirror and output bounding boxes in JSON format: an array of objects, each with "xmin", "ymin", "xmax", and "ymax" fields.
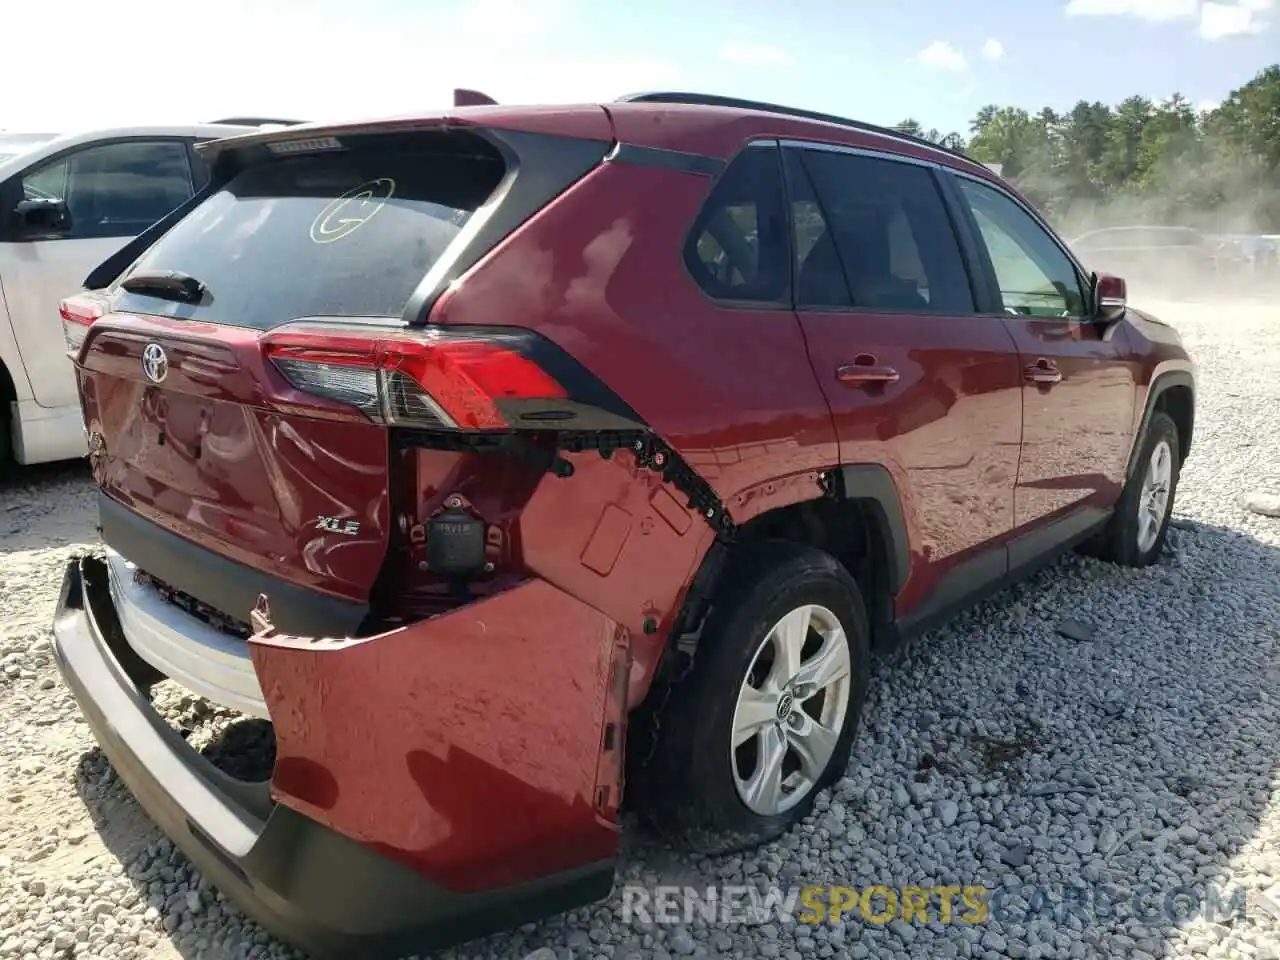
[
  {"xmin": 1094, "ymin": 272, "xmax": 1126, "ymax": 323},
  {"xmin": 14, "ymin": 197, "xmax": 72, "ymax": 237}
]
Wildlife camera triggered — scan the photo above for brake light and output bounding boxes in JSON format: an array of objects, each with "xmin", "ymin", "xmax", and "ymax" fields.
[
  {"xmin": 262, "ymin": 327, "xmax": 567, "ymax": 431},
  {"xmin": 59, "ymin": 293, "xmax": 108, "ymax": 352}
]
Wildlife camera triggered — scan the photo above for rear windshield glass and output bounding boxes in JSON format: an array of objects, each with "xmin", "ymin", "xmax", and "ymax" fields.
[{"xmin": 112, "ymin": 141, "xmax": 505, "ymax": 329}]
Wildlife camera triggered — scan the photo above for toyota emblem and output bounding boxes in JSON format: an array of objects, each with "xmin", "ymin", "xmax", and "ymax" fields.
[{"xmin": 141, "ymin": 343, "xmax": 168, "ymax": 384}]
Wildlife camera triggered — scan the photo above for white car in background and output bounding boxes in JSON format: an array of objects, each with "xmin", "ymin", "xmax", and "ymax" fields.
[{"xmin": 0, "ymin": 120, "xmax": 299, "ymax": 469}]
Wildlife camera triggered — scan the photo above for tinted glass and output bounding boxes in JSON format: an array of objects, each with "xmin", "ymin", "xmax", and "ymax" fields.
[
  {"xmin": 23, "ymin": 160, "xmax": 68, "ymax": 202},
  {"xmin": 956, "ymin": 177, "xmax": 1087, "ymax": 318},
  {"xmin": 114, "ymin": 146, "xmax": 505, "ymax": 330},
  {"xmin": 684, "ymin": 145, "xmax": 789, "ymax": 304},
  {"xmin": 789, "ymin": 148, "xmax": 975, "ymax": 313},
  {"xmin": 21, "ymin": 141, "xmax": 195, "ymax": 239}
]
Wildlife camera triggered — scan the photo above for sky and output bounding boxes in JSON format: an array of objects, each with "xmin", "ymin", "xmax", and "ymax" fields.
[{"xmin": 3, "ymin": 0, "xmax": 1276, "ymax": 136}]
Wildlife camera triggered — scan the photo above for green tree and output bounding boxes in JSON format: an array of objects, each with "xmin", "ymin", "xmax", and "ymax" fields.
[{"xmin": 949, "ymin": 64, "xmax": 1280, "ymax": 232}]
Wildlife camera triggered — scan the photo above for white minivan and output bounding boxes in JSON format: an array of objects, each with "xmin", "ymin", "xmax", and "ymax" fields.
[{"xmin": 0, "ymin": 121, "xmax": 296, "ymax": 468}]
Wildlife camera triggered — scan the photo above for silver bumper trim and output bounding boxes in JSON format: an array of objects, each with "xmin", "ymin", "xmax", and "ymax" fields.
[{"xmin": 105, "ymin": 548, "xmax": 268, "ymax": 717}]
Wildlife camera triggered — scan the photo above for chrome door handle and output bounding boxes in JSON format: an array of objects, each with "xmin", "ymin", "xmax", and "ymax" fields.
[{"xmin": 1025, "ymin": 359, "xmax": 1062, "ymax": 385}]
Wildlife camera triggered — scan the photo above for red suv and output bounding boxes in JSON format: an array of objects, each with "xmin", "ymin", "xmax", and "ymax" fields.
[{"xmin": 51, "ymin": 92, "xmax": 1195, "ymax": 957}]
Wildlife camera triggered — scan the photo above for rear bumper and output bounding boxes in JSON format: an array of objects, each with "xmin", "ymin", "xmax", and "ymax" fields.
[
  {"xmin": 104, "ymin": 547, "xmax": 266, "ymax": 717},
  {"xmin": 52, "ymin": 556, "xmax": 615, "ymax": 959}
]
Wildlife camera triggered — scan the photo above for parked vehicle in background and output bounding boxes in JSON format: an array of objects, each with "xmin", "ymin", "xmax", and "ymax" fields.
[
  {"xmin": 0, "ymin": 120, "xmax": 300, "ymax": 469},
  {"xmin": 51, "ymin": 92, "xmax": 1194, "ymax": 958},
  {"xmin": 1068, "ymin": 225, "xmax": 1212, "ymax": 294}
]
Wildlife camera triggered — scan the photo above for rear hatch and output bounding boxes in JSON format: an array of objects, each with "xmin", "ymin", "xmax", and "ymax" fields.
[{"xmin": 73, "ymin": 119, "xmax": 614, "ymax": 635}]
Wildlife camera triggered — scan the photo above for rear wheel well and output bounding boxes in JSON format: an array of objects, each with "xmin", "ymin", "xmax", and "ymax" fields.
[
  {"xmin": 0, "ymin": 360, "xmax": 15, "ymax": 466},
  {"xmin": 685, "ymin": 497, "xmax": 896, "ymax": 651},
  {"xmin": 1154, "ymin": 384, "xmax": 1193, "ymax": 464}
]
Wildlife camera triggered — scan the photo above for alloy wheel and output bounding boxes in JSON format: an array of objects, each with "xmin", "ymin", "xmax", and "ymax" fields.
[
  {"xmin": 1136, "ymin": 437, "xmax": 1174, "ymax": 554},
  {"xmin": 730, "ymin": 604, "xmax": 852, "ymax": 816}
]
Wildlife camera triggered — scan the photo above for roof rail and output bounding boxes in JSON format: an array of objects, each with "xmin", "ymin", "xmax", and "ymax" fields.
[
  {"xmin": 207, "ymin": 117, "xmax": 306, "ymax": 127},
  {"xmin": 615, "ymin": 91, "xmax": 972, "ymax": 163}
]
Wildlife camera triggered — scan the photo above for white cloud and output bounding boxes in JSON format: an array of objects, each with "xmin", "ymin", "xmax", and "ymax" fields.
[
  {"xmin": 718, "ymin": 41, "xmax": 793, "ymax": 67},
  {"xmin": 915, "ymin": 40, "xmax": 969, "ymax": 72},
  {"xmin": 1195, "ymin": 98, "xmax": 1221, "ymax": 112},
  {"xmin": 1064, "ymin": 0, "xmax": 1197, "ymax": 20},
  {"xmin": 1199, "ymin": 0, "xmax": 1272, "ymax": 35},
  {"xmin": 1063, "ymin": 0, "xmax": 1272, "ymax": 35},
  {"xmin": 982, "ymin": 38, "xmax": 1006, "ymax": 60}
]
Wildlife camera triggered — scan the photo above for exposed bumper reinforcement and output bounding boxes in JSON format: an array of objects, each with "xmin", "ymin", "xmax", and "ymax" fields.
[
  {"xmin": 52, "ymin": 555, "xmax": 615, "ymax": 959},
  {"xmin": 104, "ymin": 548, "xmax": 267, "ymax": 717}
]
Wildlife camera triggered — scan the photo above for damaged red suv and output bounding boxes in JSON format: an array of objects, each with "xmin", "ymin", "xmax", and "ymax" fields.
[{"xmin": 52, "ymin": 91, "xmax": 1195, "ymax": 957}]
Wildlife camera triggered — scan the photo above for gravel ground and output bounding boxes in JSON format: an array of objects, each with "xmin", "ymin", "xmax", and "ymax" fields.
[{"xmin": 2, "ymin": 299, "xmax": 1279, "ymax": 960}]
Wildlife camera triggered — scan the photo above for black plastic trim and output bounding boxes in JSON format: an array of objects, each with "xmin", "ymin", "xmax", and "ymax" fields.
[
  {"xmin": 84, "ymin": 180, "xmax": 218, "ymax": 290},
  {"xmin": 403, "ymin": 128, "xmax": 612, "ymax": 324},
  {"xmin": 52, "ymin": 557, "xmax": 616, "ymax": 959},
  {"xmin": 836, "ymin": 465, "xmax": 910, "ymax": 595},
  {"xmin": 932, "ymin": 166, "xmax": 1003, "ymax": 314},
  {"xmin": 207, "ymin": 117, "xmax": 306, "ymax": 126},
  {"xmin": 514, "ymin": 328, "xmax": 648, "ymax": 429},
  {"xmin": 1006, "ymin": 504, "xmax": 1109, "ymax": 570},
  {"xmin": 890, "ymin": 504, "xmax": 1110, "ymax": 644},
  {"xmin": 97, "ymin": 492, "xmax": 367, "ymax": 638},
  {"xmin": 1127, "ymin": 369, "xmax": 1196, "ymax": 477},
  {"xmin": 608, "ymin": 143, "xmax": 724, "ymax": 176}
]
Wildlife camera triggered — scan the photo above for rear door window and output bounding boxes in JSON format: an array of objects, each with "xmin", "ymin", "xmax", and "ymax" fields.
[
  {"xmin": 113, "ymin": 142, "xmax": 506, "ymax": 330},
  {"xmin": 784, "ymin": 146, "xmax": 976, "ymax": 314}
]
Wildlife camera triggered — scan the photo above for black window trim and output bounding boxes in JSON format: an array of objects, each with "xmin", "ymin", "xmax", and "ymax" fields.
[
  {"xmin": 0, "ymin": 135, "xmax": 197, "ymax": 243},
  {"xmin": 945, "ymin": 167, "xmax": 1095, "ymax": 322},
  {"xmin": 679, "ymin": 139, "xmax": 796, "ymax": 312},
  {"xmin": 772, "ymin": 137, "xmax": 984, "ymax": 317}
]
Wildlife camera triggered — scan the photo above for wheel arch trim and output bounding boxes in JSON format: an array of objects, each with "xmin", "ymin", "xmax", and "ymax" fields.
[{"xmin": 1127, "ymin": 366, "xmax": 1195, "ymax": 479}]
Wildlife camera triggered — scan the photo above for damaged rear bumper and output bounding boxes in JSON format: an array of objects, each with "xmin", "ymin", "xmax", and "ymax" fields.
[{"xmin": 51, "ymin": 555, "xmax": 619, "ymax": 958}]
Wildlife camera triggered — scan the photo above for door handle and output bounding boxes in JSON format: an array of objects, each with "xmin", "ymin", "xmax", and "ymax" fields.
[
  {"xmin": 1024, "ymin": 359, "xmax": 1062, "ymax": 385},
  {"xmin": 837, "ymin": 356, "xmax": 900, "ymax": 385}
]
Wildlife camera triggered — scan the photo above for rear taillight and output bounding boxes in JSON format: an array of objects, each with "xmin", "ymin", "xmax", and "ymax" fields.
[
  {"xmin": 262, "ymin": 326, "xmax": 568, "ymax": 431},
  {"xmin": 59, "ymin": 293, "xmax": 108, "ymax": 352}
]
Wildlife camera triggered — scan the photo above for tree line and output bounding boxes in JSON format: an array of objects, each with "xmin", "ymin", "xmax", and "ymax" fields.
[{"xmin": 894, "ymin": 64, "xmax": 1280, "ymax": 235}]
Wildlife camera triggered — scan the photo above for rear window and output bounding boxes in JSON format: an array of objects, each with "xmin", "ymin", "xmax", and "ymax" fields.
[{"xmin": 113, "ymin": 141, "xmax": 505, "ymax": 330}]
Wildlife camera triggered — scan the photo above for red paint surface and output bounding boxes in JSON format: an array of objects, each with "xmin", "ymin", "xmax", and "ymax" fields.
[
  {"xmin": 72, "ymin": 102, "xmax": 1195, "ymax": 905},
  {"xmin": 76, "ymin": 314, "xmax": 390, "ymax": 603},
  {"xmin": 250, "ymin": 578, "xmax": 626, "ymax": 891}
]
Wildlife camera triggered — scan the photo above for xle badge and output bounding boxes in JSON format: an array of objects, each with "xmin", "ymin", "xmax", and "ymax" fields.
[
  {"xmin": 309, "ymin": 178, "xmax": 395, "ymax": 244},
  {"xmin": 316, "ymin": 516, "xmax": 361, "ymax": 536}
]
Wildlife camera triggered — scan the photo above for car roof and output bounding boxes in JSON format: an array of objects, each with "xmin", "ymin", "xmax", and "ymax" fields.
[{"xmin": 198, "ymin": 94, "xmax": 1001, "ymax": 184}]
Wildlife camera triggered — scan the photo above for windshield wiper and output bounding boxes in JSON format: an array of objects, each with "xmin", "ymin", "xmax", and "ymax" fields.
[{"xmin": 120, "ymin": 270, "xmax": 207, "ymax": 304}]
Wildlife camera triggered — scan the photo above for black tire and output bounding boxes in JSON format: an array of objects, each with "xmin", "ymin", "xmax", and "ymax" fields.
[
  {"xmin": 629, "ymin": 540, "xmax": 871, "ymax": 855},
  {"xmin": 1085, "ymin": 411, "xmax": 1181, "ymax": 567},
  {"xmin": 0, "ymin": 406, "xmax": 12, "ymax": 478}
]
